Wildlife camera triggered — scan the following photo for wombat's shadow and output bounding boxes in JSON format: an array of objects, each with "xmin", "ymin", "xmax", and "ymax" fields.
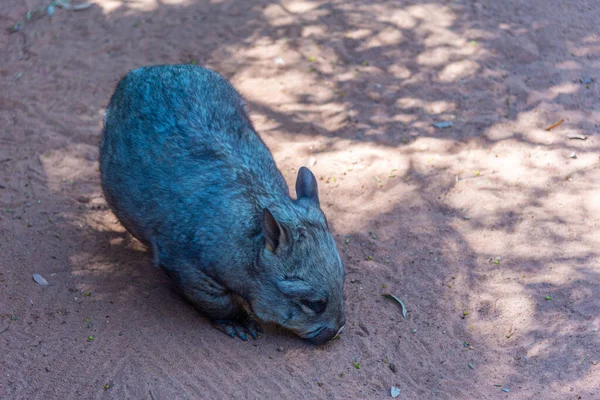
[{"xmin": 85, "ymin": 220, "xmax": 312, "ymax": 345}]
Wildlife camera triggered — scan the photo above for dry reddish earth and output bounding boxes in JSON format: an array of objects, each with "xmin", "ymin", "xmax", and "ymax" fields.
[{"xmin": 1, "ymin": 0, "xmax": 599, "ymax": 399}]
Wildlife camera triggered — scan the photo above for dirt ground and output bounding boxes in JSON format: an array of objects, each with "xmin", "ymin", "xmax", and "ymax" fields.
[{"xmin": 1, "ymin": 0, "xmax": 599, "ymax": 398}]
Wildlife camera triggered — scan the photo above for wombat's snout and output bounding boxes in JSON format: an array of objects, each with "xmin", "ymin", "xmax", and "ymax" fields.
[{"xmin": 306, "ymin": 317, "xmax": 346, "ymax": 346}]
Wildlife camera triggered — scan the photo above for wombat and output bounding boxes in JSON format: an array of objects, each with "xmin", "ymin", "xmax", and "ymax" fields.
[{"xmin": 99, "ymin": 65, "xmax": 345, "ymax": 345}]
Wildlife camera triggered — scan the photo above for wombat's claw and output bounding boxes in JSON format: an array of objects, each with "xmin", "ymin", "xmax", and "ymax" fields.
[
  {"xmin": 214, "ymin": 319, "xmax": 262, "ymax": 341},
  {"xmin": 246, "ymin": 320, "xmax": 263, "ymax": 339}
]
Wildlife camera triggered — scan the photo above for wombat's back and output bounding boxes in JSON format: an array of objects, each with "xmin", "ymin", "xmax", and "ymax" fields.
[{"xmin": 100, "ymin": 65, "xmax": 289, "ymax": 255}]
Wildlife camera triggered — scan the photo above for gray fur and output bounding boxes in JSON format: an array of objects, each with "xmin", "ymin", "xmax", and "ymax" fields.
[{"xmin": 99, "ymin": 64, "xmax": 345, "ymax": 344}]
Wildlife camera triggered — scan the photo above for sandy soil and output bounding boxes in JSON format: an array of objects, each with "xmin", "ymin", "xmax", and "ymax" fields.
[{"xmin": 1, "ymin": 0, "xmax": 599, "ymax": 399}]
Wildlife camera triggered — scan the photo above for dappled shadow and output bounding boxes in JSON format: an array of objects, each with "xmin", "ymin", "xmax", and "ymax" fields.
[{"xmin": 318, "ymin": 139, "xmax": 599, "ymax": 396}]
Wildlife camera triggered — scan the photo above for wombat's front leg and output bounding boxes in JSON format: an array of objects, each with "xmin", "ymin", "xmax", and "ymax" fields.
[
  {"xmin": 213, "ymin": 316, "xmax": 263, "ymax": 341},
  {"xmin": 171, "ymin": 267, "xmax": 262, "ymax": 341}
]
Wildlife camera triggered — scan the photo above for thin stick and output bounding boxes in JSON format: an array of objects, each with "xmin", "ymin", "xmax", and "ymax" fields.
[{"xmin": 545, "ymin": 119, "xmax": 564, "ymax": 131}]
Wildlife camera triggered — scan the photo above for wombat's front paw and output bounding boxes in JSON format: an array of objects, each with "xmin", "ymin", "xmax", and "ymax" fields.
[{"xmin": 213, "ymin": 317, "xmax": 263, "ymax": 341}]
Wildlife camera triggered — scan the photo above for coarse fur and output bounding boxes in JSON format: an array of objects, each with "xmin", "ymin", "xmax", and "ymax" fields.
[{"xmin": 99, "ymin": 64, "xmax": 345, "ymax": 344}]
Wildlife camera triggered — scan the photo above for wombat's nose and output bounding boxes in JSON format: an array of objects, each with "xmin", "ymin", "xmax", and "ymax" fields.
[{"xmin": 307, "ymin": 326, "xmax": 338, "ymax": 346}]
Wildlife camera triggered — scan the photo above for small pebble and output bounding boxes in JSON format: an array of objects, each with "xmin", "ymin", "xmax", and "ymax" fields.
[
  {"xmin": 389, "ymin": 363, "xmax": 397, "ymax": 373},
  {"xmin": 277, "ymin": 346, "xmax": 284, "ymax": 352}
]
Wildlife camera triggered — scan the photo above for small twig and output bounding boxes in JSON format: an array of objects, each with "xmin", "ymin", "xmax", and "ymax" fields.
[
  {"xmin": 567, "ymin": 134, "xmax": 587, "ymax": 140},
  {"xmin": 149, "ymin": 389, "xmax": 157, "ymax": 400},
  {"xmin": 545, "ymin": 119, "xmax": 564, "ymax": 131},
  {"xmin": 0, "ymin": 326, "xmax": 9, "ymax": 335}
]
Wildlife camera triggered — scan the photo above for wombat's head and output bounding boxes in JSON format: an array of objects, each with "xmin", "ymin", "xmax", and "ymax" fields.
[{"xmin": 251, "ymin": 167, "xmax": 345, "ymax": 345}]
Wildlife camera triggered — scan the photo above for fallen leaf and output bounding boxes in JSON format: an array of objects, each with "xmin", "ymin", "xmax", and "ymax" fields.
[
  {"xmin": 433, "ymin": 121, "xmax": 453, "ymax": 129},
  {"xmin": 32, "ymin": 273, "xmax": 49, "ymax": 286},
  {"xmin": 55, "ymin": 0, "xmax": 93, "ymax": 11},
  {"xmin": 382, "ymin": 294, "xmax": 408, "ymax": 319}
]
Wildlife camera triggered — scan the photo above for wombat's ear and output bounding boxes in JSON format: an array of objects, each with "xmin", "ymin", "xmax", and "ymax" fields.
[
  {"xmin": 295, "ymin": 166, "xmax": 319, "ymax": 205},
  {"xmin": 262, "ymin": 208, "xmax": 286, "ymax": 252}
]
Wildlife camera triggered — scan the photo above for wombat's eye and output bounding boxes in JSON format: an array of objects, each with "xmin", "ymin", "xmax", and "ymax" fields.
[{"xmin": 301, "ymin": 299, "xmax": 327, "ymax": 314}]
